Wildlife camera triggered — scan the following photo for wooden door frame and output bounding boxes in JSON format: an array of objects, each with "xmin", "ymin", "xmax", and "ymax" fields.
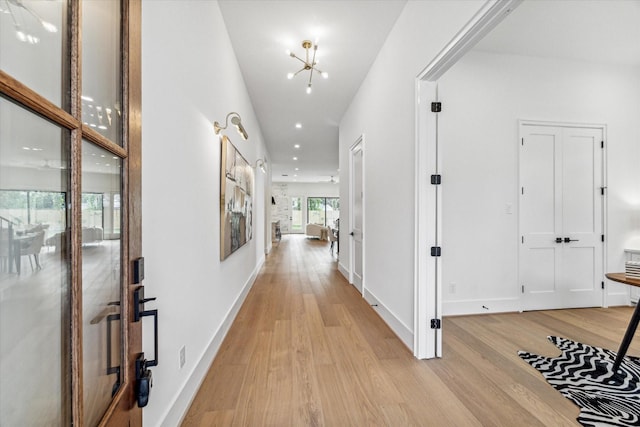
[
  {"xmin": 0, "ymin": 0, "xmax": 142, "ymax": 424},
  {"xmin": 517, "ymin": 120, "xmax": 607, "ymax": 312}
]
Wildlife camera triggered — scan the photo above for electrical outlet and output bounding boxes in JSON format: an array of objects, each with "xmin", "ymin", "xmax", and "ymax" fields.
[
  {"xmin": 449, "ymin": 282, "xmax": 456, "ymax": 294},
  {"xmin": 505, "ymin": 203, "xmax": 513, "ymax": 215},
  {"xmin": 179, "ymin": 345, "xmax": 186, "ymax": 369}
]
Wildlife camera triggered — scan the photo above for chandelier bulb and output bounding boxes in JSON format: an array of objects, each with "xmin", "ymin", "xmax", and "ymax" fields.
[
  {"xmin": 287, "ymin": 73, "xmax": 294, "ymax": 80},
  {"xmin": 321, "ymin": 72, "xmax": 329, "ymax": 79},
  {"xmin": 306, "ymin": 85, "xmax": 312, "ymax": 94}
]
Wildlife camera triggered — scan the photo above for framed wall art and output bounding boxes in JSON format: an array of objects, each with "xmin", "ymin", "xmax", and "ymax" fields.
[{"xmin": 220, "ymin": 135, "xmax": 254, "ymax": 260}]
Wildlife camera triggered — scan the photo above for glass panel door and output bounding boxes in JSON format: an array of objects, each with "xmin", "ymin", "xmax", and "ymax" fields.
[
  {"xmin": 327, "ymin": 197, "xmax": 340, "ymax": 228},
  {"xmin": 0, "ymin": 97, "xmax": 71, "ymax": 426},
  {"xmin": 291, "ymin": 197, "xmax": 302, "ymax": 232}
]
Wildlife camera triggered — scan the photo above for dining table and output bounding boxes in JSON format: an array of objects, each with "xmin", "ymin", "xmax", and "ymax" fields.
[{"xmin": 605, "ymin": 272, "xmax": 640, "ymax": 374}]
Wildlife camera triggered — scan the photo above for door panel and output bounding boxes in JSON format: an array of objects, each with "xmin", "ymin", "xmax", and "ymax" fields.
[
  {"xmin": 81, "ymin": 142, "xmax": 123, "ymax": 427},
  {"xmin": 520, "ymin": 128, "xmax": 562, "ymax": 304},
  {"xmin": 520, "ymin": 124, "xmax": 603, "ymax": 310},
  {"xmin": 351, "ymin": 140, "xmax": 363, "ymax": 291},
  {"xmin": 0, "ymin": 0, "xmax": 142, "ymax": 424},
  {"xmin": 0, "ymin": 97, "xmax": 71, "ymax": 427}
]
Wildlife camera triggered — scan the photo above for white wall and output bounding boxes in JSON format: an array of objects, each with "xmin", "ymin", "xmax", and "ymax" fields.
[
  {"xmin": 438, "ymin": 50, "xmax": 640, "ymax": 315},
  {"xmin": 338, "ymin": 0, "xmax": 486, "ymax": 349},
  {"xmin": 141, "ymin": 1, "xmax": 269, "ymax": 425}
]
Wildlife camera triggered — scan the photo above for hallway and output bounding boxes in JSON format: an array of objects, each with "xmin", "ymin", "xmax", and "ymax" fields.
[{"xmin": 182, "ymin": 235, "xmax": 638, "ymax": 426}]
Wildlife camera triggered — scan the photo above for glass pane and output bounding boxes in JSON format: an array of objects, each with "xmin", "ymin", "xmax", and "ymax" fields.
[
  {"xmin": 82, "ymin": 141, "xmax": 122, "ymax": 426},
  {"xmin": 291, "ymin": 197, "xmax": 302, "ymax": 231},
  {"xmin": 82, "ymin": 0, "xmax": 122, "ymax": 144},
  {"xmin": 0, "ymin": 97, "xmax": 70, "ymax": 425},
  {"xmin": 327, "ymin": 197, "xmax": 340, "ymax": 228},
  {"xmin": 0, "ymin": 1, "xmax": 66, "ymax": 107},
  {"xmin": 307, "ymin": 197, "xmax": 325, "ymax": 226}
]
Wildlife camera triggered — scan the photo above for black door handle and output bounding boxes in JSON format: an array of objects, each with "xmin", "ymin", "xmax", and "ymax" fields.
[
  {"xmin": 350, "ymin": 232, "xmax": 354, "ymax": 236},
  {"xmin": 555, "ymin": 237, "xmax": 563, "ymax": 243},
  {"xmin": 564, "ymin": 237, "xmax": 579, "ymax": 243}
]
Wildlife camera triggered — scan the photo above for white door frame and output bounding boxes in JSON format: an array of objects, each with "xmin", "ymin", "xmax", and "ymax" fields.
[
  {"xmin": 518, "ymin": 120, "xmax": 608, "ymax": 310},
  {"xmin": 414, "ymin": 0, "xmax": 523, "ymax": 359},
  {"xmin": 349, "ymin": 136, "xmax": 365, "ymax": 292}
]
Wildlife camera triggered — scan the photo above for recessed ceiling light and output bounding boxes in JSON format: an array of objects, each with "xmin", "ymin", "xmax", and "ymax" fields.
[
  {"xmin": 22, "ymin": 147, "xmax": 31, "ymax": 150},
  {"xmin": 294, "ymin": 144, "xmax": 300, "ymax": 149},
  {"xmin": 294, "ymin": 174, "xmax": 298, "ymax": 177},
  {"xmin": 295, "ymin": 123, "xmax": 302, "ymax": 129},
  {"xmin": 295, "ymin": 167, "xmax": 299, "ymax": 171},
  {"xmin": 293, "ymin": 157, "xmax": 298, "ymax": 160}
]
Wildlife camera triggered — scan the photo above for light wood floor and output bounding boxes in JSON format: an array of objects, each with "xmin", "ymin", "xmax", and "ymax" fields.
[{"xmin": 182, "ymin": 235, "xmax": 640, "ymax": 426}]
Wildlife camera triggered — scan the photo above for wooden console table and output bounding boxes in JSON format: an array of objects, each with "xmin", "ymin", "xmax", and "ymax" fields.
[{"xmin": 605, "ymin": 272, "xmax": 640, "ymax": 374}]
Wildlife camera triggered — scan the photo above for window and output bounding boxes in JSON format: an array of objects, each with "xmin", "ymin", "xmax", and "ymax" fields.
[
  {"xmin": 307, "ymin": 197, "xmax": 339, "ymax": 227},
  {"xmin": 0, "ymin": 190, "xmax": 67, "ymax": 234}
]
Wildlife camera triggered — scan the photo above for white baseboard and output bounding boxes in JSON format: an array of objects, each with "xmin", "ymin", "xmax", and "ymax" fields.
[
  {"xmin": 443, "ymin": 297, "xmax": 520, "ymax": 316},
  {"xmin": 338, "ymin": 261, "xmax": 349, "ymax": 281},
  {"xmin": 362, "ymin": 288, "xmax": 413, "ymax": 351},
  {"xmin": 607, "ymin": 292, "xmax": 632, "ymax": 308},
  {"xmin": 159, "ymin": 258, "xmax": 263, "ymax": 427}
]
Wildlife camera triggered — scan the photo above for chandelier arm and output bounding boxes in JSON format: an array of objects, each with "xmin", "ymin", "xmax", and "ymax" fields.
[
  {"xmin": 308, "ymin": 66, "xmax": 314, "ymax": 86},
  {"xmin": 6, "ymin": 0, "xmax": 20, "ymax": 27},
  {"xmin": 313, "ymin": 66, "xmax": 325, "ymax": 74},
  {"xmin": 311, "ymin": 44, "xmax": 318, "ymax": 67},
  {"xmin": 290, "ymin": 54, "xmax": 307, "ymax": 65},
  {"xmin": 292, "ymin": 68, "xmax": 306, "ymax": 78}
]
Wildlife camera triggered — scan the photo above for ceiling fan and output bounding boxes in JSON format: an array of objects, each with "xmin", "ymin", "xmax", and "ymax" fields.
[
  {"xmin": 26, "ymin": 159, "xmax": 65, "ymax": 170},
  {"xmin": 322, "ymin": 175, "xmax": 338, "ymax": 184}
]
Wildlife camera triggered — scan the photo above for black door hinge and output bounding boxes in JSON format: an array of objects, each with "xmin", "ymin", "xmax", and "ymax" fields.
[
  {"xmin": 430, "ymin": 246, "xmax": 442, "ymax": 257},
  {"xmin": 430, "ymin": 319, "xmax": 441, "ymax": 329},
  {"xmin": 601, "ymin": 140, "xmax": 604, "ymax": 148},
  {"xmin": 431, "ymin": 174, "xmax": 442, "ymax": 185},
  {"xmin": 600, "ymin": 187, "xmax": 606, "ymax": 195},
  {"xmin": 601, "ymin": 281, "xmax": 605, "ymax": 290},
  {"xmin": 431, "ymin": 102, "xmax": 442, "ymax": 113},
  {"xmin": 601, "ymin": 234, "xmax": 605, "ymax": 242}
]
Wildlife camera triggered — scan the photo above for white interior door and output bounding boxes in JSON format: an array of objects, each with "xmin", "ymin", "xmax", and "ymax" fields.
[
  {"xmin": 350, "ymin": 138, "xmax": 364, "ymax": 292},
  {"xmin": 520, "ymin": 123, "xmax": 604, "ymax": 310}
]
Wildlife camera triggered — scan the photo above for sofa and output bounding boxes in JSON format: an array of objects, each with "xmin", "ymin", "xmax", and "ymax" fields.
[
  {"xmin": 46, "ymin": 227, "xmax": 104, "ymax": 251},
  {"xmin": 306, "ymin": 223, "xmax": 329, "ymax": 240}
]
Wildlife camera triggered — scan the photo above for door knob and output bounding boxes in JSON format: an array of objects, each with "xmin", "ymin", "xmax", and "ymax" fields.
[
  {"xmin": 555, "ymin": 237, "xmax": 563, "ymax": 243},
  {"xmin": 564, "ymin": 237, "xmax": 579, "ymax": 243}
]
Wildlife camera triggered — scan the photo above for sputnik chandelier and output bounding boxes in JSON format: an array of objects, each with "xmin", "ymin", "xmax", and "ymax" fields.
[
  {"xmin": 0, "ymin": 0, "xmax": 58, "ymax": 45},
  {"xmin": 287, "ymin": 40, "xmax": 328, "ymax": 94}
]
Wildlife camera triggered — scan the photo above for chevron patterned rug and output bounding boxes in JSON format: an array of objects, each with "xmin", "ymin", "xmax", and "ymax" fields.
[{"xmin": 519, "ymin": 336, "xmax": 640, "ymax": 427}]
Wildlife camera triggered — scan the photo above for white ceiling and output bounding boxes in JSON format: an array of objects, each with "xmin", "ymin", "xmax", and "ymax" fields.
[
  {"xmin": 219, "ymin": 0, "xmax": 640, "ymax": 184},
  {"xmin": 217, "ymin": 0, "xmax": 407, "ymax": 183},
  {"xmin": 474, "ymin": 0, "xmax": 640, "ymax": 66}
]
